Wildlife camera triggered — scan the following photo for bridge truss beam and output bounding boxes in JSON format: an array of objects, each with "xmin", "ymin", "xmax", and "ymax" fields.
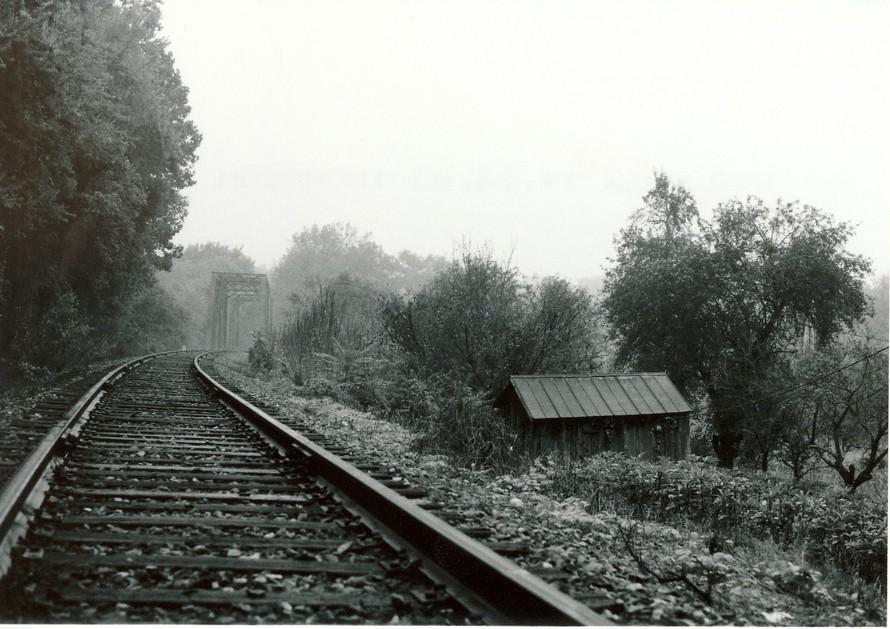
[{"xmin": 209, "ymin": 272, "xmax": 271, "ymax": 350}]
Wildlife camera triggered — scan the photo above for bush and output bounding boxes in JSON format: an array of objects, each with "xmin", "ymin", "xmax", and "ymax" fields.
[
  {"xmin": 404, "ymin": 377, "xmax": 517, "ymax": 471},
  {"xmin": 381, "ymin": 249, "xmax": 603, "ymax": 398},
  {"xmin": 247, "ymin": 333, "xmax": 275, "ymax": 372},
  {"xmin": 277, "ymin": 278, "xmax": 380, "ymax": 386},
  {"xmin": 379, "ymin": 375, "xmax": 439, "ymax": 426},
  {"xmin": 808, "ymin": 497, "xmax": 888, "ymax": 585},
  {"xmin": 301, "ymin": 375, "xmax": 343, "ymax": 399},
  {"xmin": 15, "ymin": 291, "xmax": 94, "ymax": 371},
  {"xmin": 535, "ymin": 452, "xmax": 887, "ymax": 588}
]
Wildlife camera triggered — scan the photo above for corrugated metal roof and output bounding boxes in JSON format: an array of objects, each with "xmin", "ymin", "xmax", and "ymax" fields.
[{"xmin": 507, "ymin": 374, "xmax": 691, "ymax": 421}]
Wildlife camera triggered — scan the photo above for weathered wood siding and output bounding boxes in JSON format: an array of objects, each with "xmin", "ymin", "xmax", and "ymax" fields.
[{"xmin": 510, "ymin": 409, "xmax": 689, "ymax": 461}]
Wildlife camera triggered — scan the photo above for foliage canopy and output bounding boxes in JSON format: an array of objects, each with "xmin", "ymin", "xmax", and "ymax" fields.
[
  {"xmin": 0, "ymin": 0, "xmax": 200, "ymax": 367},
  {"xmin": 382, "ymin": 248, "xmax": 603, "ymax": 398},
  {"xmin": 603, "ymin": 174, "xmax": 870, "ymax": 467}
]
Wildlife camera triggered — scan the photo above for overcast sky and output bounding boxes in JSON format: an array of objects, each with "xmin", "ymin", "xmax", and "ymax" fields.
[{"xmin": 159, "ymin": 0, "xmax": 889, "ymax": 281}]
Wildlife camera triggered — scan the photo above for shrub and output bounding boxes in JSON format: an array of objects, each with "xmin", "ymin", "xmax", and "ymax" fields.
[
  {"xmin": 534, "ymin": 452, "xmax": 887, "ymax": 588},
  {"xmin": 379, "ymin": 375, "xmax": 439, "ymax": 426},
  {"xmin": 15, "ymin": 291, "xmax": 93, "ymax": 371},
  {"xmin": 277, "ymin": 277, "xmax": 380, "ymax": 386},
  {"xmin": 409, "ymin": 377, "xmax": 517, "ymax": 471},
  {"xmin": 807, "ymin": 497, "xmax": 888, "ymax": 585},
  {"xmin": 247, "ymin": 333, "xmax": 275, "ymax": 372},
  {"xmin": 381, "ymin": 248, "xmax": 603, "ymax": 398},
  {"xmin": 301, "ymin": 375, "xmax": 343, "ymax": 399}
]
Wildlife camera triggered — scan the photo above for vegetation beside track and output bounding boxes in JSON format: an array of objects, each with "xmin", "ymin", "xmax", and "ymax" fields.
[
  {"xmin": 0, "ymin": 2, "xmax": 199, "ymax": 373},
  {"xmin": 0, "ymin": 360, "xmax": 131, "ymax": 486},
  {"xmin": 214, "ymin": 354, "xmax": 887, "ymax": 626}
]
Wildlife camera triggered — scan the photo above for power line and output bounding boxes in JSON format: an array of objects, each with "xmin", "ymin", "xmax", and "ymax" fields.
[
  {"xmin": 716, "ymin": 345, "xmax": 889, "ymax": 414},
  {"xmin": 846, "ymin": 329, "xmax": 889, "ymax": 344}
]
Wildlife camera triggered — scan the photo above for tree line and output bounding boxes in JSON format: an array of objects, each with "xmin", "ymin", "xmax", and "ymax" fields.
[
  {"xmin": 250, "ymin": 179, "xmax": 885, "ymax": 489},
  {"xmin": 144, "ymin": 196, "xmax": 887, "ymax": 490},
  {"xmin": 0, "ymin": 0, "xmax": 199, "ymax": 374}
]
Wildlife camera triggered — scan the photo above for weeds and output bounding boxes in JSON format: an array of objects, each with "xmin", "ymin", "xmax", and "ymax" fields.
[
  {"xmin": 618, "ymin": 521, "xmax": 728, "ymax": 606},
  {"xmin": 535, "ymin": 452, "xmax": 887, "ymax": 590},
  {"xmin": 409, "ymin": 378, "xmax": 518, "ymax": 472},
  {"xmin": 247, "ymin": 333, "xmax": 275, "ymax": 371}
]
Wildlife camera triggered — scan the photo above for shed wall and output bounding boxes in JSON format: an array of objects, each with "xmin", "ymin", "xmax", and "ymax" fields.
[{"xmin": 508, "ymin": 401, "xmax": 689, "ymax": 461}]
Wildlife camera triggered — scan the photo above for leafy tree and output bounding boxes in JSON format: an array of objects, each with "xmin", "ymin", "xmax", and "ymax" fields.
[
  {"xmin": 11, "ymin": 291, "xmax": 93, "ymax": 372},
  {"xmin": 801, "ymin": 340, "xmax": 888, "ymax": 492},
  {"xmin": 633, "ymin": 171, "xmax": 698, "ymax": 242},
  {"xmin": 603, "ymin": 174, "xmax": 870, "ymax": 467},
  {"xmin": 392, "ymin": 249, "xmax": 449, "ymax": 294},
  {"xmin": 0, "ymin": 0, "xmax": 200, "ymax": 367},
  {"xmin": 737, "ymin": 362, "xmax": 795, "ymax": 472},
  {"xmin": 517, "ymin": 277, "xmax": 606, "ymax": 375},
  {"xmin": 865, "ymin": 274, "xmax": 889, "ymax": 341},
  {"xmin": 103, "ymin": 284, "xmax": 190, "ymax": 357},
  {"xmin": 381, "ymin": 248, "xmax": 603, "ymax": 398},
  {"xmin": 156, "ymin": 243, "xmax": 256, "ymax": 348},
  {"xmin": 382, "ymin": 249, "xmax": 523, "ymax": 395},
  {"xmin": 271, "ymin": 224, "xmax": 396, "ymax": 322}
]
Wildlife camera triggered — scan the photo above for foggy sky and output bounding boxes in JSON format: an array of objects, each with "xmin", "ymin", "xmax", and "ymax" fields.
[{"xmin": 159, "ymin": 0, "xmax": 890, "ymax": 280}]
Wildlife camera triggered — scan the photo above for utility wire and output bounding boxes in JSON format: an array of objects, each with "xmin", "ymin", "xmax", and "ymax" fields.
[
  {"xmin": 846, "ymin": 329, "xmax": 889, "ymax": 344},
  {"xmin": 716, "ymin": 345, "xmax": 889, "ymax": 414}
]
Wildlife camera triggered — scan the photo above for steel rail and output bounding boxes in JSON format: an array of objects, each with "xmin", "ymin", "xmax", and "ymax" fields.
[
  {"xmin": 194, "ymin": 353, "xmax": 610, "ymax": 626},
  {"xmin": 0, "ymin": 352, "xmax": 171, "ymax": 576}
]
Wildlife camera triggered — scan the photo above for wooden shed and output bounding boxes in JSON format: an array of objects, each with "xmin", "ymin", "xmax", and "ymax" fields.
[{"xmin": 497, "ymin": 374, "xmax": 691, "ymax": 460}]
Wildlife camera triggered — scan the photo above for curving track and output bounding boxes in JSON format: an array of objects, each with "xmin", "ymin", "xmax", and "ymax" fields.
[{"xmin": 0, "ymin": 352, "xmax": 608, "ymax": 624}]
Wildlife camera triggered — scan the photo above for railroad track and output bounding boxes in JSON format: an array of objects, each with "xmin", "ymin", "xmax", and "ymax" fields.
[
  {"xmin": 0, "ymin": 352, "xmax": 607, "ymax": 624},
  {"xmin": 0, "ymin": 361, "xmax": 125, "ymax": 486}
]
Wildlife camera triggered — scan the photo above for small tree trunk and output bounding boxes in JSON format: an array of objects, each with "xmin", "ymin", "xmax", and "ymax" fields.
[
  {"xmin": 712, "ymin": 433, "xmax": 742, "ymax": 468},
  {"xmin": 791, "ymin": 456, "xmax": 803, "ymax": 480}
]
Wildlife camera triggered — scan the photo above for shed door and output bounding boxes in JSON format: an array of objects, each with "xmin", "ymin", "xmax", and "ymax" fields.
[{"xmin": 580, "ymin": 422, "xmax": 601, "ymax": 457}]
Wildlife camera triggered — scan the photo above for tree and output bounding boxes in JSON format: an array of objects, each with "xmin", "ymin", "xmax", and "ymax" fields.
[
  {"xmin": 381, "ymin": 248, "xmax": 603, "ymax": 398},
  {"xmin": 103, "ymin": 284, "xmax": 190, "ymax": 357},
  {"xmin": 865, "ymin": 274, "xmax": 889, "ymax": 341},
  {"xmin": 515, "ymin": 277, "xmax": 606, "ymax": 376},
  {"xmin": 603, "ymin": 174, "xmax": 870, "ymax": 467},
  {"xmin": 773, "ymin": 353, "xmax": 829, "ymax": 480},
  {"xmin": 156, "ymin": 243, "xmax": 256, "ymax": 348},
  {"xmin": 391, "ymin": 250, "xmax": 449, "ymax": 294},
  {"xmin": 737, "ymin": 362, "xmax": 795, "ymax": 472},
  {"xmin": 271, "ymin": 224, "xmax": 398, "ymax": 323},
  {"xmin": 0, "ymin": 0, "xmax": 200, "ymax": 367},
  {"xmin": 804, "ymin": 340, "xmax": 888, "ymax": 492},
  {"xmin": 633, "ymin": 171, "xmax": 698, "ymax": 242},
  {"xmin": 774, "ymin": 401, "xmax": 822, "ymax": 480}
]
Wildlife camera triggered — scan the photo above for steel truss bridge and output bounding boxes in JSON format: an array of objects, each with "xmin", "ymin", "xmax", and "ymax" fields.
[{"xmin": 209, "ymin": 272, "xmax": 271, "ymax": 349}]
